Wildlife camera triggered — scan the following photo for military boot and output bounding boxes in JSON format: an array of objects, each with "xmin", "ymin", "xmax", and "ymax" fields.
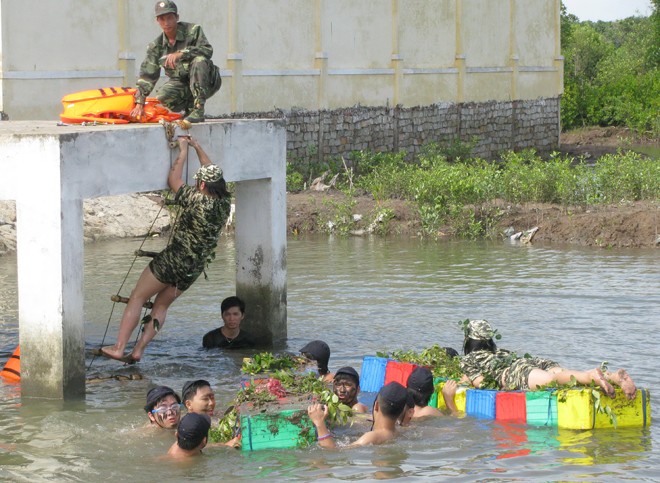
[{"xmin": 185, "ymin": 100, "xmax": 206, "ymax": 123}]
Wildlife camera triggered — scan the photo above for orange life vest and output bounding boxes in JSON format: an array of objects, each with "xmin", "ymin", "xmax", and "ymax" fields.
[
  {"xmin": 59, "ymin": 87, "xmax": 182, "ymax": 124},
  {"xmin": 1, "ymin": 345, "xmax": 20, "ymax": 382}
]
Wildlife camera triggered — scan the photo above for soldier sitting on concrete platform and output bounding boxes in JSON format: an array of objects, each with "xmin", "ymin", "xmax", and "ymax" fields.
[{"xmin": 130, "ymin": 0, "xmax": 222, "ymax": 123}]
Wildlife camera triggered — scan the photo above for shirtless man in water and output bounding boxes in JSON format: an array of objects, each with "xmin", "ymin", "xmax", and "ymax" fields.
[
  {"xmin": 308, "ymin": 382, "xmax": 408, "ymax": 448},
  {"xmin": 167, "ymin": 413, "xmax": 210, "ymax": 459},
  {"xmin": 332, "ymin": 367, "xmax": 369, "ymax": 413}
]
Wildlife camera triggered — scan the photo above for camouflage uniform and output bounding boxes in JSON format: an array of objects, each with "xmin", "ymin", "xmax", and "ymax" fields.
[
  {"xmin": 149, "ymin": 182, "xmax": 230, "ymax": 291},
  {"xmin": 135, "ymin": 22, "xmax": 221, "ymax": 114},
  {"xmin": 502, "ymin": 356, "xmax": 559, "ymax": 390},
  {"xmin": 460, "ymin": 349, "xmax": 559, "ymax": 390}
]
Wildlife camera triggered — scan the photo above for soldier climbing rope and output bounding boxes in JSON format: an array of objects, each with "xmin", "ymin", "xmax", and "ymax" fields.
[{"xmin": 89, "ymin": 121, "xmax": 191, "ymax": 369}]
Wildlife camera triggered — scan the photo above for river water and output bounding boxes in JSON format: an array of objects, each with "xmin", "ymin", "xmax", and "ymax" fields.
[{"xmin": 0, "ymin": 235, "xmax": 658, "ymax": 481}]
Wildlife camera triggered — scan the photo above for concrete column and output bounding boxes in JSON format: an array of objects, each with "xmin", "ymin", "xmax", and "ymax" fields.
[
  {"xmin": 218, "ymin": 120, "xmax": 288, "ymax": 347},
  {"xmin": 227, "ymin": 0, "xmax": 243, "ymax": 113},
  {"xmin": 234, "ymin": 178, "xmax": 288, "ymax": 347},
  {"xmin": 117, "ymin": 0, "xmax": 136, "ymax": 87},
  {"xmin": 391, "ymin": 0, "xmax": 402, "ymax": 107},
  {"xmin": 508, "ymin": 0, "xmax": 518, "ymax": 101},
  {"xmin": 454, "ymin": 0, "xmax": 465, "ymax": 103},
  {"xmin": 15, "ymin": 137, "xmax": 85, "ymax": 399},
  {"xmin": 314, "ymin": 0, "xmax": 328, "ymax": 110}
]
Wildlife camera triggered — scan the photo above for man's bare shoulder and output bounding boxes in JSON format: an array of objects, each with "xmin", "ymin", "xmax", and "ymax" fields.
[
  {"xmin": 350, "ymin": 428, "xmax": 395, "ymax": 447},
  {"xmin": 413, "ymin": 406, "xmax": 444, "ymax": 418},
  {"xmin": 352, "ymin": 402, "xmax": 370, "ymax": 413}
]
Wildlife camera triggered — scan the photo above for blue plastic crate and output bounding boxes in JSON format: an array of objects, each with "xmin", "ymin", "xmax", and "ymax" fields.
[
  {"xmin": 466, "ymin": 389, "xmax": 497, "ymax": 419},
  {"xmin": 358, "ymin": 391, "xmax": 378, "ymax": 409},
  {"xmin": 360, "ymin": 356, "xmax": 388, "ymax": 392}
]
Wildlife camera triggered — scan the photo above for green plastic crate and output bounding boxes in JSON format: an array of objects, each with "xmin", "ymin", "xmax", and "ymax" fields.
[
  {"xmin": 525, "ymin": 390, "xmax": 557, "ymax": 427},
  {"xmin": 241, "ymin": 408, "xmax": 316, "ymax": 451}
]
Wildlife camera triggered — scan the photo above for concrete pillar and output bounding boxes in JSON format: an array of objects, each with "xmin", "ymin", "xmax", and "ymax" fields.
[
  {"xmin": 16, "ymin": 181, "xmax": 86, "ymax": 399},
  {"xmin": 454, "ymin": 0, "xmax": 466, "ymax": 103},
  {"xmin": 234, "ymin": 178, "xmax": 288, "ymax": 347},
  {"xmin": 0, "ymin": 119, "xmax": 287, "ymax": 399},
  {"xmin": 217, "ymin": 120, "xmax": 288, "ymax": 347}
]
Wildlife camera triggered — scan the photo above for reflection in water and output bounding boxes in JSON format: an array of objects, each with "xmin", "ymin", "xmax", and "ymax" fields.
[
  {"xmin": 491, "ymin": 422, "xmax": 651, "ymax": 467},
  {"xmin": 557, "ymin": 428, "xmax": 652, "ymax": 466},
  {"xmin": 0, "ymin": 236, "xmax": 659, "ymax": 480}
]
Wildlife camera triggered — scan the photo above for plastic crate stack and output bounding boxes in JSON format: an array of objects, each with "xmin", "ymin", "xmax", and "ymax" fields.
[
  {"xmin": 358, "ymin": 356, "xmax": 651, "ymax": 429},
  {"xmin": 238, "ymin": 375, "xmax": 317, "ymax": 451}
]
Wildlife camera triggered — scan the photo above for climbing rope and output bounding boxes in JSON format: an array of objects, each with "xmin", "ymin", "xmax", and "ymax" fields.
[{"xmin": 88, "ymin": 120, "xmax": 190, "ymax": 370}]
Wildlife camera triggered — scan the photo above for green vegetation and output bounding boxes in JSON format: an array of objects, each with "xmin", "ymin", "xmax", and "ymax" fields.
[
  {"xmin": 561, "ymin": 1, "xmax": 660, "ymax": 136},
  {"xmin": 240, "ymin": 351, "xmax": 306, "ymax": 374},
  {"xmin": 293, "ymin": 145, "xmax": 658, "ymax": 239},
  {"xmin": 378, "ymin": 344, "xmax": 463, "ymax": 380}
]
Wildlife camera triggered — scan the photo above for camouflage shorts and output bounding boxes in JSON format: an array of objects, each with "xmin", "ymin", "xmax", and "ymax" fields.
[
  {"xmin": 501, "ymin": 357, "xmax": 560, "ymax": 390},
  {"xmin": 149, "ymin": 245, "xmax": 204, "ymax": 292}
]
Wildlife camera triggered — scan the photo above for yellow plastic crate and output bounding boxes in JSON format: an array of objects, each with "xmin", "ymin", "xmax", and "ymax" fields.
[
  {"xmin": 557, "ymin": 388, "xmax": 595, "ymax": 430},
  {"xmin": 594, "ymin": 388, "xmax": 651, "ymax": 429},
  {"xmin": 557, "ymin": 387, "xmax": 651, "ymax": 429},
  {"xmin": 434, "ymin": 381, "xmax": 467, "ymax": 413}
]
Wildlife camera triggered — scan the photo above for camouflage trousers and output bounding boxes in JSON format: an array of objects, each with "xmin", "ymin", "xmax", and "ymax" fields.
[
  {"xmin": 149, "ymin": 245, "xmax": 205, "ymax": 292},
  {"xmin": 501, "ymin": 357, "xmax": 560, "ymax": 390},
  {"xmin": 156, "ymin": 56, "xmax": 222, "ymax": 113}
]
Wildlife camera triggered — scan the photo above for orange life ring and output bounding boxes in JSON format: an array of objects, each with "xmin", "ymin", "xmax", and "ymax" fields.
[
  {"xmin": 59, "ymin": 87, "xmax": 182, "ymax": 124},
  {"xmin": 1, "ymin": 345, "xmax": 20, "ymax": 382}
]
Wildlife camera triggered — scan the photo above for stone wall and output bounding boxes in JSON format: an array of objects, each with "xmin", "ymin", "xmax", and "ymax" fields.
[{"xmin": 222, "ymin": 97, "xmax": 560, "ymax": 163}]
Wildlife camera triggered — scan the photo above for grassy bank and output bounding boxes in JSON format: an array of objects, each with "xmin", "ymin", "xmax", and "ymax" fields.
[{"xmin": 287, "ymin": 146, "xmax": 659, "ymax": 240}]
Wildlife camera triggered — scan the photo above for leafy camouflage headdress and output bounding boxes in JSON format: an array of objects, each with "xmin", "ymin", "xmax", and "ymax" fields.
[
  {"xmin": 459, "ymin": 319, "xmax": 501, "ymax": 341},
  {"xmin": 194, "ymin": 164, "xmax": 223, "ymax": 183}
]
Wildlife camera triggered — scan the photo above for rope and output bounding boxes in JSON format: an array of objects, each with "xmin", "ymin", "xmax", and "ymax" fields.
[{"xmin": 87, "ymin": 124, "xmax": 188, "ymax": 371}]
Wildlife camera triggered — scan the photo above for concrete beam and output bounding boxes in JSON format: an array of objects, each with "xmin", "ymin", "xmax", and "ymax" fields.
[{"xmin": 0, "ymin": 120, "xmax": 287, "ymax": 399}]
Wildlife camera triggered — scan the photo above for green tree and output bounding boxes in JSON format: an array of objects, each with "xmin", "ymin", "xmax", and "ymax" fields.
[{"xmin": 560, "ymin": 2, "xmax": 659, "ymax": 135}]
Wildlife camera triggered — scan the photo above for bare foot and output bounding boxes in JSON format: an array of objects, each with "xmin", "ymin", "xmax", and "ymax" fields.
[
  {"xmin": 611, "ymin": 369, "xmax": 637, "ymax": 400},
  {"xmin": 594, "ymin": 368, "xmax": 616, "ymax": 399},
  {"xmin": 129, "ymin": 347, "xmax": 146, "ymax": 362},
  {"xmin": 93, "ymin": 346, "xmax": 127, "ymax": 362},
  {"xmin": 119, "ymin": 353, "xmax": 140, "ymax": 365}
]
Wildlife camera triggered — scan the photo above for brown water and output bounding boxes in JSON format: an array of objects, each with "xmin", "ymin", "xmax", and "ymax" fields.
[{"xmin": 1, "ymin": 236, "xmax": 658, "ymax": 481}]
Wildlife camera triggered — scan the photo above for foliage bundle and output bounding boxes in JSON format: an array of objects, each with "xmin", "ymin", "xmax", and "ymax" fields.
[
  {"xmin": 210, "ymin": 353, "xmax": 352, "ymax": 444},
  {"xmin": 377, "ymin": 344, "xmax": 463, "ymax": 380}
]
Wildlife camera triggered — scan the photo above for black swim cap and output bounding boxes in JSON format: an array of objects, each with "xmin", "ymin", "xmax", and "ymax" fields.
[{"xmin": 144, "ymin": 385, "xmax": 181, "ymax": 413}]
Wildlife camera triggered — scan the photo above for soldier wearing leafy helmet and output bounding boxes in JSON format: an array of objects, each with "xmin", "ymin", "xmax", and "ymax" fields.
[
  {"xmin": 443, "ymin": 319, "xmax": 637, "ymax": 402},
  {"xmin": 100, "ymin": 136, "xmax": 231, "ymax": 364}
]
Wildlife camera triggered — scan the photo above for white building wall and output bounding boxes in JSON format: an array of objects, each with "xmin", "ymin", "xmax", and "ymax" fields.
[{"xmin": 0, "ymin": 0, "xmax": 561, "ymax": 120}]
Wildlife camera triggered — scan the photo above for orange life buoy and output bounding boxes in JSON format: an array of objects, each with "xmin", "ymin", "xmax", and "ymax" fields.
[
  {"xmin": 1, "ymin": 345, "xmax": 20, "ymax": 382},
  {"xmin": 59, "ymin": 87, "xmax": 182, "ymax": 124}
]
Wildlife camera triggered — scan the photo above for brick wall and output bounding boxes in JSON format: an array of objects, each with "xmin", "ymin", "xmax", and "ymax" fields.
[{"xmin": 222, "ymin": 97, "xmax": 560, "ymax": 163}]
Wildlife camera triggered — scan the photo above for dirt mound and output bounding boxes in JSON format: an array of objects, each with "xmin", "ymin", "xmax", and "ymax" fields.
[
  {"xmin": 556, "ymin": 126, "xmax": 657, "ymax": 161},
  {"xmin": 489, "ymin": 200, "xmax": 659, "ymax": 248},
  {"xmin": 287, "ymin": 192, "xmax": 659, "ymax": 248}
]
